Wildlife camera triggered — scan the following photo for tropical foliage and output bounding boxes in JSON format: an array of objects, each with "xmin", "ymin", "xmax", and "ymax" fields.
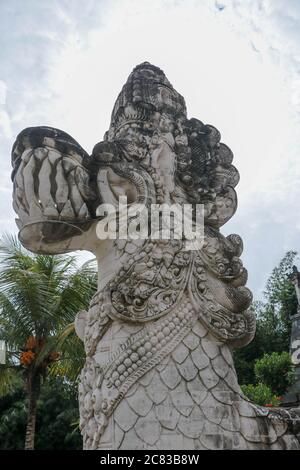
[
  {"xmin": 234, "ymin": 250, "xmax": 297, "ymax": 386},
  {"xmin": 240, "ymin": 351, "xmax": 294, "ymax": 406},
  {"xmin": 235, "ymin": 251, "xmax": 298, "ymax": 406},
  {"xmin": 0, "ymin": 377, "xmax": 82, "ymax": 450},
  {"xmin": 241, "ymin": 383, "xmax": 281, "ymax": 407},
  {"xmin": 0, "ymin": 234, "xmax": 97, "ymax": 449},
  {"xmin": 254, "ymin": 351, "xmax": 294, "ymax": 396}
]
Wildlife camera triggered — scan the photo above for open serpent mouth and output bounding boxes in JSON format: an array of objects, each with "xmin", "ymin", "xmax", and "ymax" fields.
[{"xmin": 11, "ymin": 127, "xmax": 97, "ymax": 250}]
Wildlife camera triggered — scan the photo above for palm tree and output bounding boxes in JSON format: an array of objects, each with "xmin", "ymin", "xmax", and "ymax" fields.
[{"xmin": 0, "ymin": 234, "xmax": 97, "ymax": 449}]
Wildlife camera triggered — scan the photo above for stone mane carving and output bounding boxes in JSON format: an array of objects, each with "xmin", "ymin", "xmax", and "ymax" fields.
[{"xmin": 11, "ymin": 63, "xmax": 300, "ymax": 449}]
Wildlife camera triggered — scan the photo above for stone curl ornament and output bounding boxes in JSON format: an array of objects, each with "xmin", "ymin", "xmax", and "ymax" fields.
[{"xmin": 11, "ymin": 62, "xmax": 300, "ymax": 449}]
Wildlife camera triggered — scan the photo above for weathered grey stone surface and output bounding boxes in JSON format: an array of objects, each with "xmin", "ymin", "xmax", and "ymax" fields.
[
  {"xmin": 283, "ymin": 266, "xmax": 300, "ymax": 406},
  {"xmin": 11, "ymin": 62, "xmax": 300, "ymax": 449}
]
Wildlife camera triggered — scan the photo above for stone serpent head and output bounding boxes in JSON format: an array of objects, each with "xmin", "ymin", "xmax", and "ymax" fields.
[
  {"xmin": 13, "ymin": 63, "xmax": 300, "ymax": 452},
  {"xmin": 11, "ymin": 62, "xmax": 255, "ymax": 349}
]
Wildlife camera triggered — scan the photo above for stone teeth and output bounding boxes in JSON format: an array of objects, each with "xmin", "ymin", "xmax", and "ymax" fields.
[
  {"xmin": 79, "ymin": 203, "xmax": 90, "ymax": 218},
  {"xmin": 44, "ymin": 205, "xmax": 59, "ymax": 217},
  {"xmin": 47, "ymin": 149, "xmax": 61, "ymax": 165},
  {"xmin": 15, "ymin": 218, "xmax": 22, "ymax": 230},
  {"xmin": 69, "ymin": 183, "xmax": 84, "ymax": 216},
  {"xmin": 22, "ymin": 157, "xmax": 41, "ymax": 217},
  {"xmin": 38, "ymin": 158, "xmax": 56, "ymax": 211},
  {"xmin": 34, "ymin": 147, "xmax": 48, "ymax": 161},
  {"xmin": 60, "ymin": 200, "xmax": 75, "ymax": 218},
  {"xmin": 55, "ymin": 160, "xmax": 69, "ymax": 207},
  {"xmin": 21, "ymin": 148, "xmax": 33, "ymax": 163},
  {"xmin": 15, "ymin": 166, "xmax": 25, "ymax": 195}
]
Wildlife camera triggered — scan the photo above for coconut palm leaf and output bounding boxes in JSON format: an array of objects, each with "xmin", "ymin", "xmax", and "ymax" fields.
[{"xmin": 0, "ymin": 233, "xmax": 97, "ymax": 448}]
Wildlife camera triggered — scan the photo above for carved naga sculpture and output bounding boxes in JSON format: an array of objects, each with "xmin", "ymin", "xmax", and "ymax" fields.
[{"xmin": 11, "ymin": 63, "xmax": 300, "ymax": 449}]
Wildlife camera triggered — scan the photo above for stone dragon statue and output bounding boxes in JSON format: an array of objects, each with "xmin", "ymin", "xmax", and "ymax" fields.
[{"xmin": 11, "ymin": 62, "xmax": 300, "ymax": 449}]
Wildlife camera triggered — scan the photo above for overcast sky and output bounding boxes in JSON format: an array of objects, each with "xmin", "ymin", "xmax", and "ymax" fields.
[{"xmin": 0, "ymin": 0, "xmax": 300, "ymax": 299}]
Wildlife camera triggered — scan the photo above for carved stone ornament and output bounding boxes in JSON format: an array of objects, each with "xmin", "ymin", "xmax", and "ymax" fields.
[{"xmin": 12, "ymin": 62, "xmax": 300, "ymax": 449}]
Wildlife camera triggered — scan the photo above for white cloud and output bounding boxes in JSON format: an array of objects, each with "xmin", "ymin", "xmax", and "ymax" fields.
[
  {"xmin": 0, "ymin": 80, "xmax": 7, "ymax": 105},
  {"xmin": 0, "ymin": 111, "xmax": 12, "ymax": 139},
  {"xmin": 0, "ymin": 80, "xmax": 12, "ymax": 139}
]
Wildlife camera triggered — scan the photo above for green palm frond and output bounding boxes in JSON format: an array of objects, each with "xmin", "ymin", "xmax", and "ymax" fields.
[
  {"xmin": 0, "ymin": 233, "xmax": 96, "ymax": 383},
  {"xmin": 0, "ymin": 365, "xmax": 21, "ymax": 396},
  {"xmin": 47, "ymin": 323, "xmax": 85, "ymax": 381}
]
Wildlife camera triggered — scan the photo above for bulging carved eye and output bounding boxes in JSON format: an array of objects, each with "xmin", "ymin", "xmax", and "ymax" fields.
[{"xmin": 97, "ymin": 168, "xmax": 138, "ymax": 205}]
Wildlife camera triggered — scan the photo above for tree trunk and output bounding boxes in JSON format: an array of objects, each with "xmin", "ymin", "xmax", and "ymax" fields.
[{"xmin": 24, "ymin": 373, "xmax": 40, "ymax": 450}]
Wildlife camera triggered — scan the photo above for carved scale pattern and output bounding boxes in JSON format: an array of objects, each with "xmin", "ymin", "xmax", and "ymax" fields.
[{"xmin": 111, "ymin": 329, "xmax": 300, "ymax": 450}]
